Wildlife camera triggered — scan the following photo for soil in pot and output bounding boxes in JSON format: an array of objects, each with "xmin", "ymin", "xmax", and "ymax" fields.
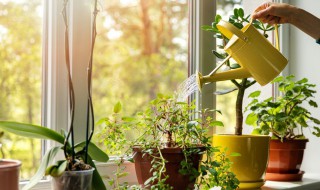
[
  {"xmin": 0, "ymin": 159, "xmax": 21, "ymax": 190},
  {"xmin": 266, "ymin": 139, "xmax": 308, "ymax": 181},
  {"xmin": 52, "ymin": 168, "xmax": 94, "ymax": 190},
  {"xmin": 133, "ymin": 146, "xmax": 203, "ymax": 190}
]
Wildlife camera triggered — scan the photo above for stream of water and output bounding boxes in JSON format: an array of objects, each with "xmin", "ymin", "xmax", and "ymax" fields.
[{"xmin": 175, "ymin": 73, "xmax": 198, "ymax": 102}]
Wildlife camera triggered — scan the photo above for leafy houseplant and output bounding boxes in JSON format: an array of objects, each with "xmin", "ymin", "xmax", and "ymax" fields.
[
  {"xmin": 0, "ymin": 0, "xmax": 109, "ymax": 190},
  {"xmin": 245, "ymin": 75, "xmax": 320, "ymax": 181},
  {"xmin": 98, "ymin": 94, "xmax": 239, "ymax": 190},
  {"xmin": 200, "ymin": 8, "xmax": 276, "ymax": 189},
  {"xmin": 246, "ymin": 75, "xmax": 320, "ymax": 140}
]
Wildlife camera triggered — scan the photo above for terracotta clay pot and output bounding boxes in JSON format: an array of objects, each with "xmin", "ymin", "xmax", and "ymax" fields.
[
  {"xmin": 0, "ymin": 159, "xmax": 21, "ymax": 190},
  {"xmin": 266, "ymin": 139, "xmax": 308, "ymax": 181},
  {"xmin": 133, "ymin": 146, "xmax": 203, "ymax": 190}
]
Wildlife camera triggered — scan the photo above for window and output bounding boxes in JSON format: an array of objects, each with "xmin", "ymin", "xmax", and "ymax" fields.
[
  {"xmin": 3, "ymin": 0, "xmax": 281, "ymax": 189},
  {"xmin": 91, "ymin": 0, "xmax": 191, "ymax": 152},
  {"xmin": 0, "ymin": 0, "xmax": 43, "ymax": 180}
]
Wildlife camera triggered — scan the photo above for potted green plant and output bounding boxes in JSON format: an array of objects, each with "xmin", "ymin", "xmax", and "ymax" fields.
[
  {"xmin": 98, "ymin": 94, "xmax": 240, "ymax": 190},
  {"xmin": 0, "ymin": 0, "xmax": 109, "ymax": 190},
  {"xmin": 200, "ymin": 8, "xmax": 278, "ymax": 189},
  {"xmin": 246, "ymin": 75, "xmax": 320, "ymax": 181}
]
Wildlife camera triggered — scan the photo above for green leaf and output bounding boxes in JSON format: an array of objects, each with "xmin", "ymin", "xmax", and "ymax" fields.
[
  {"xmin": 83, "ymin": 154, "xmax": 107, "ymax": 190},
  {"xmin": 210, "ymin": 121, "xmax": 224, "ymax": 127},
  {"xmin": 238, "ymin": 8, "xmax": 244, "ymax": 18},
  {"xmin": 233, "ymin": 22, "xmax": 243, "ymax": 29},
  {"xmin": 114, "ymin": 102, "xmax": 122, "ymax": 113},
  {"xmin": 248, "ymin": 91, "xmax": 261, "ymax": 98},
  {"xmin": 229, "ymin": 152, "xmax": 241, "ymax": 157},
  {"xmin": 214, "ymin": 87, "xmax": 237, "ymax": 95},
  {"xmin": 212, "ymin": 50, "xmax": 225, "ymax": 59},
  {"xmin": 251, "ymin": 128, "xmax": 261, "ymax": 135},
  {"xmin": 230, "ymin": 63, "xmax": 240, "ymax": 69},
  {"xmin": 309, "ymin": 100, "xmax": 318, "ymax": 108},
  {"xmin": 0, "ymin": 121, "xmax": 65, "ymax": 144},
  {"xmin": 233, "ymin": 8, "xmax": 238, "ymax": 18},
  {"xmin": 245, "ymin": 113, "xmax": 257, "ymax": 126},
  {"xmin": 297, "ymin": 78, "xmax": 308, "ymax": 84},
  {"xmin": 22, "ymin": 146, "xmax": 61, "ymax": 190},
  {"xmin": 201, "ymin": 25, "xmax": 214, "ymax": 31},
  {"xmin": 46, "ymin": 160, "xmax": 68, "ymax": 177},
  {"xmin": 75, "ymin": 142, "xmax": 109, "ymax": 162},
  {"xmin": 215, "ymin": 14, "xmax": 222, "ymax": 23}
]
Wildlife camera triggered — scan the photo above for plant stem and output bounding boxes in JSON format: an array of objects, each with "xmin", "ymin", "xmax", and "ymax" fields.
[
  {"xmin": 85, "ymin": 0, "xmax": 99, "ymax": 164},
  {"xmin": 234, "ymin": 78, "xmax": 247, "ymax": 135},
  {"xmin": 62, "ymin": 0, "xmax": 75, "ymax": 162}
]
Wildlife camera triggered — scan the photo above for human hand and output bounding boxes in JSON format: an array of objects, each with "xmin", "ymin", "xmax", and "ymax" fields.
[{"xmin": 252, "ymin": 2, "xmax": 296, "ymax": 25}]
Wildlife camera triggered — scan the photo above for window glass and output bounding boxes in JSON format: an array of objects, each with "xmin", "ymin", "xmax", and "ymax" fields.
[
  {"xmin": 92, "ymin": 0, "xmax": 188, "ymax": 152},
  {"xmin": 0, "ymin": 0, "xmax": 43, "ymax": 180},
  {"xmin": 215, "ymin": 0, "xmax": 242, "ymax": 134}
]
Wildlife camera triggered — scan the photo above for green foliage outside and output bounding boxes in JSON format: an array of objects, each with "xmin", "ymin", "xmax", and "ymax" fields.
[
  {"xmin": 0, "ymin": 0, "xmax": 244, "ymax": 183},
  {"xmin": 92, "ymin": 0, "xmax": 189, "ymax": 152},
  {"xmin": 0, "ymin": 0, "xmax": 42, "ymax": 180}
]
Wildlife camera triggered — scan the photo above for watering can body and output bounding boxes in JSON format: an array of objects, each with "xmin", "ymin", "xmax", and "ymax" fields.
[{"xmin": 197, "ymin": 20, "xmax": 288, "ymax": 89}]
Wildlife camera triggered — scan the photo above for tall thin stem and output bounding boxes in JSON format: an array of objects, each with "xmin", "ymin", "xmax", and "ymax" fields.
[
  {"xmin": 85, "ymin": 0, "xmax": 99, "ymax": 163},
  {"xmin": 62, "ymin": 0, "xmax": 75, "ymax": 163}
]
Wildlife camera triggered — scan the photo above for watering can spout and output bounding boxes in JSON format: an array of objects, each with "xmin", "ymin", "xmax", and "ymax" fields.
[{"xmin": 196, "ymin": 68, "xmax": 251, "ymax": 91}]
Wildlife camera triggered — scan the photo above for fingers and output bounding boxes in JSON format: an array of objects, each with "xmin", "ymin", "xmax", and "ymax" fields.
[{"xmin": 252, "ymin": 2, "xmax": 271, "ymax": 20}]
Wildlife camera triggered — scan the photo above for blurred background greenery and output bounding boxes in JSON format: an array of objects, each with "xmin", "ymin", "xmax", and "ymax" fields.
[{"xmin": 0, "ymin": 0, "xmax": 241, "ymax": 180}]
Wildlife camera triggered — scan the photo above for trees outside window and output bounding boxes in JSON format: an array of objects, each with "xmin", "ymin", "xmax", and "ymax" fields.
[{"xmin": 0, "ymin": 0, "xmax": 42, "ymax": 180}]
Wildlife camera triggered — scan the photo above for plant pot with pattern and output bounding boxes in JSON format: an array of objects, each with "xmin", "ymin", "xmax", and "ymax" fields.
[{"xmin": 246, "ymin": 75, "xmax": 320, "ymax": 181}]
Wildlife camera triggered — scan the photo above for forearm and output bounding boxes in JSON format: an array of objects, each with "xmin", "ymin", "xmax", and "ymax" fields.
[{"xmin": 291, "ymin": 8, "xmax": 320, "ymax": 40}]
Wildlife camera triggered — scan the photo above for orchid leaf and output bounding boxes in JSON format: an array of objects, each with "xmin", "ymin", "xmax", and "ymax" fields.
[
  {"xmin": 0, "ymin": 121, "xmax": 65, "ymax": 144},
  {"xmin": 75, "ymin": 141, "xmax": 109, "ymax": 162},
  {"xmin": 45, "ymin": 160, "xmax": 67, "ymax": 177},
  {"xmin": 82, "ymin": 154, "xmax": 107, "ymax": 190},
  {"xmin": 22, "ymin": 146, "xmax": 61, "ymax": 190}
]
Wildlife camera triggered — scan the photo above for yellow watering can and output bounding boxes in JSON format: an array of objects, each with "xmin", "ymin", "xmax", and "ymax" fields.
[{"xmin": 197, "ymin": 20, "xmax": 288, "ymax": 90}]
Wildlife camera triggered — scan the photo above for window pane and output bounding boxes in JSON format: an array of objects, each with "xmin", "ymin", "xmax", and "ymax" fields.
[
  {"xmin": 92, "ymin": 0, "xmax": 188, "ymax": 153},
  {"xmin": 215, "ymin": 0, "xmax": 242, "ymax": 134},
  {"xmin": 0, "ymin": 0, "xmax": 42, "ymax": 180}
]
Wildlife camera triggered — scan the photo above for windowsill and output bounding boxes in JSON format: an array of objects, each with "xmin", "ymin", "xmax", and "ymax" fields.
[
  {"xmin": 21, "ymin": 161, "xmax": 320, "ymax": 190},
  {"xmin": 262, "ymin": 174, "xmax": 320, "ymax": 190}
]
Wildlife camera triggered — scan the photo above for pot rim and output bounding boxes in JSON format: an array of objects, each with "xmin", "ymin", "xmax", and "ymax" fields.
[
  {"xmin": 270, "ymin": 138, "xmax": 309, "ymax": 142},
  {"xmin": 213, "ymin": 134, "xmax": 270, "ymax": 138},
  {"xmin": 132, "ymin": 145, "xmax": 206, "ymax": 153},
  {"xmin": 0, "ymin": 159, "xmax": 21, "ymax": 169}
]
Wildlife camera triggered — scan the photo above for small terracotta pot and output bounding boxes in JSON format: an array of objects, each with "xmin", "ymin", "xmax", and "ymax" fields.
[
  {"xmin": 266, "ymin": 139, "xmax": 308, "ymax": 181},
  {"xmin": 133, "ymin": 146, "xmax": 204, "ymax": 190},
  {"xmin": 0, "ymin": 159, "xmax": 21, "ymax": 190}
]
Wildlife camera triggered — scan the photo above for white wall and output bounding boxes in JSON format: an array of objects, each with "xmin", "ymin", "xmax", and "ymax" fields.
[{"xmin": 289, "ymin": 0, "xmax": 320, "ymax": 174}]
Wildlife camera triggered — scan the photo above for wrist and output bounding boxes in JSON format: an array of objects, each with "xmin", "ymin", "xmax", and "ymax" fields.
[{"xmin": 288, "ymin": 6, "xmax": 302, "ymax": 25}]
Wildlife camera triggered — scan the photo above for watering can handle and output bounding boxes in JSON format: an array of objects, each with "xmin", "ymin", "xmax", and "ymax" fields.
[
  {"xmin": 217, "ymin": 20, "xmax": 280, "ymax": 50},
  {"xmin": 216, "ymin": 20, "xmax": 248, "ymax": 41}
]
